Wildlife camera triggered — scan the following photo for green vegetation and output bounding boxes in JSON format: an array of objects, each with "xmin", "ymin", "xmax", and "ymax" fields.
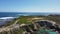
[
  {"xmin": 13, "ymin": 28, "xmax": 25, "ymax": 34},
  {"xmin": 5, "ymin": 15, "xmax": 60, "ymax": 27},
  {"xmin": 3, "ymin": 15, "xmax": 60, "ymax": 34},
  {"xmin": 5, "ymin": 18, "xmax": 17, "ymax": 27},
  {"xmin": 17, "ymin": 16, "xmax": 36, "ymax": 24},
  {"xmin": 45, "ymin": 15, "xmax": 60, "ymax": 24}
]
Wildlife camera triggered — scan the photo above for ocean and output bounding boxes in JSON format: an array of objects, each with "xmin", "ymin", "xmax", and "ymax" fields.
[
  {"xmin": 0, "ymin": 12, "xmax": 20, "ymax": 17},
  {"xmin": 0, "ymin": 12, "xmax": 50, "ymax": 18}
]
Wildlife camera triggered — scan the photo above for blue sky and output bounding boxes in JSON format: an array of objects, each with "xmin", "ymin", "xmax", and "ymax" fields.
[{"xmin": 0, "ymin": 0, "xmax": 60, "ymax": 13}]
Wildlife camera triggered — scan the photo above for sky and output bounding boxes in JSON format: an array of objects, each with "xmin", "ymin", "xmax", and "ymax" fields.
[{"xmin": 0, "ymin": 0, "xmax": 60, "ymax": 13}]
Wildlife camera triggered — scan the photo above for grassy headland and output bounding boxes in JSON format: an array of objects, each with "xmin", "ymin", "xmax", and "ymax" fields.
[
  {"xmin": 2, "ymin": 15, "xmax": 60, "ymax": 34},
  {"xmin": 5, "ymin": 15, "xmax": 60, "ymax": 27}
]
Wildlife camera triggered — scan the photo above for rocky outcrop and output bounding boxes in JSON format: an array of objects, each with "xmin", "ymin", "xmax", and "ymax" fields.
[{"xmin": 0, "ymin": 20, "xmax": 60, "ymax": 34}]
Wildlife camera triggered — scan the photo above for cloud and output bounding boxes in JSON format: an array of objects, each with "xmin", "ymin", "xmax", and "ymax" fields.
[
  {"xmin": 16, "ymin": 8, "xmax": 60, "ymax": 13},
  {"xmin": 0, "ymin": 8, "xmax": 60, "ymax": 13}
]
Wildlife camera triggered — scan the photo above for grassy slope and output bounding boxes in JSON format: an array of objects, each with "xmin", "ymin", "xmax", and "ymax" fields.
[
  {"xmin": 16, "ymin": 15, "xmax": 60, "ymax": 34},
  {"xmin": 5, "ymin": 15, "xmax": 60, "ymax": 26},
  {"xmin": 4, "ymin": 15, "xmax": 60, "ymax": 34}
]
